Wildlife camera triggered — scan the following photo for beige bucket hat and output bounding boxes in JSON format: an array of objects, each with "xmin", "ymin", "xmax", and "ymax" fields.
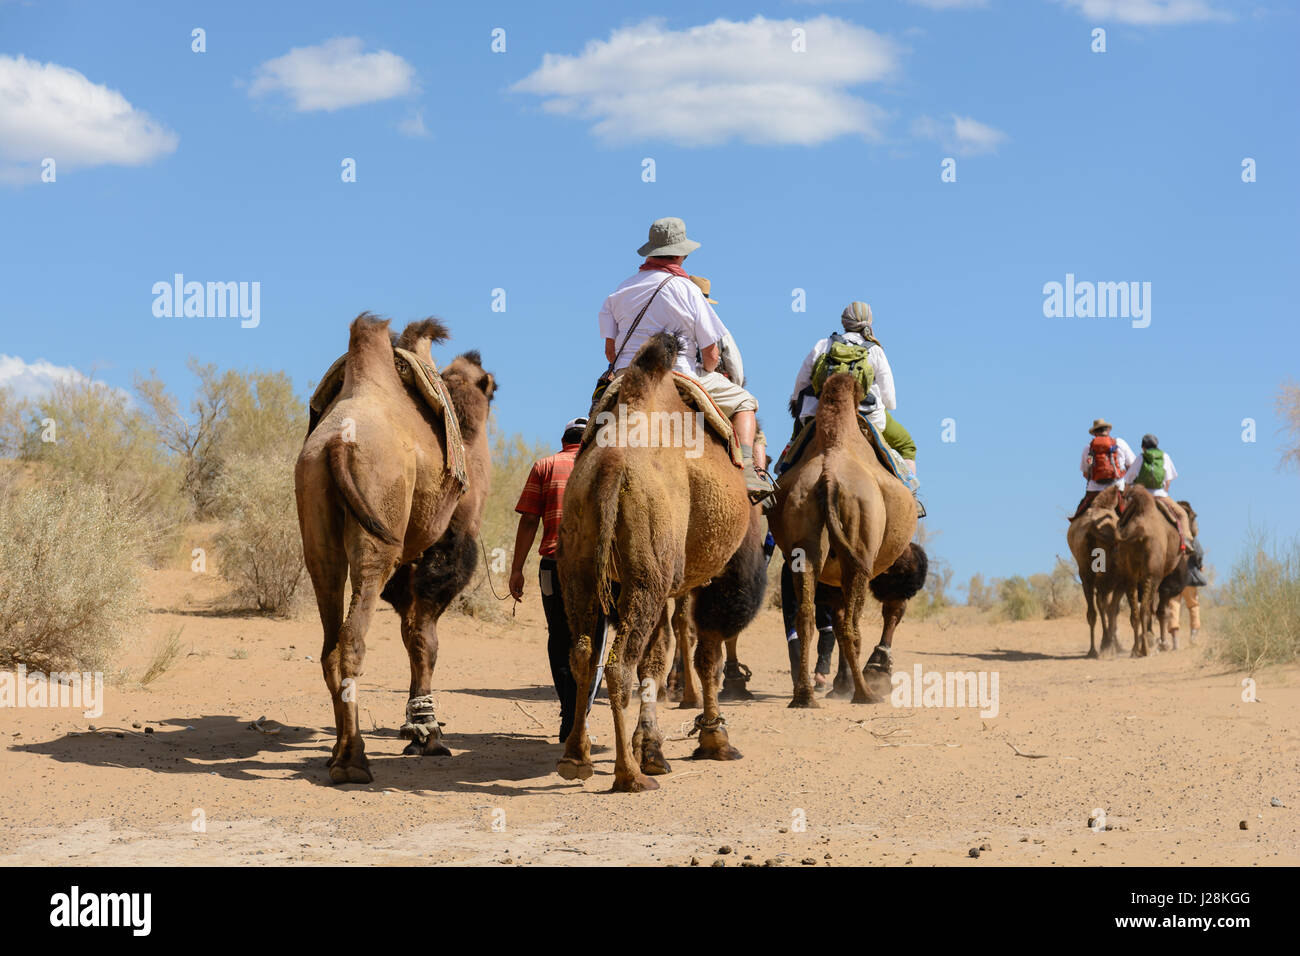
[{"xmin": 638, "ymin": 217, "xmax": 701, "ymax": 257}]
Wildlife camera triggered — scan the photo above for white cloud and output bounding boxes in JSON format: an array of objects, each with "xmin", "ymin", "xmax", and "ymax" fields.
[
  {"xmin": 397, "ymin": 109, "xmax": 430, "ymax": 138},
  {"xmin": 249, "ymin": 37, "xmax": 417, "ymax": 112},
  {"xmin": 1056, "ymin": 0, "xmax": 1232, "ymax": 24},
  {"xmin": 511, "ymin": 16, "xmax": 900, "ymax": 147},
  {"xmin": 0, "ymin": 355, "xmax": 97, "ymax": 402},
  {"xmin": 907, "ymin": 0, "xmax": 988, "ymax": 9},
  {"xmin": 0, "ymin": 54, "xmax": 177, "ymax": 184},
  {"xmin": 912, "ymin": 113, "xmax": 1007, "ymax": 155}
]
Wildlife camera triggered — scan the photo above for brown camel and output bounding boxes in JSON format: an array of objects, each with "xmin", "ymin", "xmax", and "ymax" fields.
[
  {"xmin": 556, "ymin": 332, "xmax": 767, "ymax": 793},
  {"xmin": 295, "ymin": 313, "xmax": 495, "ymax": 784},
  {"xmin": 767, "ymin": 373, "xmax": 927, "ymax": 707},
  {"xmin": 1106, "ymin": 487, "xmax": 1197, "ymax": 657},
  {"xmin": 1066, "ymin": 484, "xmax": 1126, "ymax": 658}
]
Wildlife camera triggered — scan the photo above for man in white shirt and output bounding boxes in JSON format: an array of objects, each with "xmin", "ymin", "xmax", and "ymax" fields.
[
  {"xmin": 598, "ymin": 217, "xmax": 768, "ymax": 496},
  {"xmin": 790, "ymin": 302, "xmax": 895, "ymax": 431},
  {"xmin": 1070, "ymin": 417, "xmax": 1136, "ymax": 520}
]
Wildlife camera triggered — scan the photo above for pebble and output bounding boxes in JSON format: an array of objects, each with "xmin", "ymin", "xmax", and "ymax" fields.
[
  {"xmin": 711, "ymin": 860, "xmax": 725, "ymax": 867},
  {"xmin": 689, "ymin": 857, "xmax": 700, "ymax": 866},
  {"xmin": 717, "ymin": 845, "xmax": 732, "ymax": 855},
  {"xmin": 1239, "ymin": 820, "xmax": 1249, "ymax": 830},
  {"xmin": 801, "ymin": 857, "xmax": 817, "ymax": 865},
  {"xmin": 980, "ymin": 843, "xmax": 992, "ymax": 851},
  {"xmin": 1271, "ymin": 797, "xmax": 1283, "ymax": 807},
  {"xmin": 144, "ymin": 727, "xmax": 154, "ymax": 734},
  {"xmin": 968, "ymin": 847, "xmax": 980, "ymax": 858}
]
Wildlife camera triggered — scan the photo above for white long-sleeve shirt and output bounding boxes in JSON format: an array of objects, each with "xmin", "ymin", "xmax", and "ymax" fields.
[
  {"xmin": 790, "ymin": 331, "xmax": 895, "ymax": 427},
  {"xmin": 1080, "ymin": 436, "xmax": 1136, "ymax": 492},
  {"xmin": 1124, "ymin": 449, "xmax": 1178, "ymax": 497}
]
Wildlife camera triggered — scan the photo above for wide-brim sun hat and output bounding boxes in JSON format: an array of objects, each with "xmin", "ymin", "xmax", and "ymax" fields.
[
  {"xmin": 1089, "ymin": 418, "xmax": 1112, "ymax": 435},
  {"xmin": 638, "ymin": 217, "xmax": 701, "ymax": 257}
]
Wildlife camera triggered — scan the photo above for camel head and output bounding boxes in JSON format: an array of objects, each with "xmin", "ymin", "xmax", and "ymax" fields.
[
  {"xmin": 442, "ymin": 349, "xmax": 497, "ymax": 440},
  {"xmin": 819, "ymin": 372, "xmax": 865, "ymax": 415}
]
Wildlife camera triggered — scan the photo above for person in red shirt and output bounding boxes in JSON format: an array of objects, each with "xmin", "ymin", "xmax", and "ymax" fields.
[{"xmin": 509, "ymin": 417, "xmax": 592, "ymax": 741}]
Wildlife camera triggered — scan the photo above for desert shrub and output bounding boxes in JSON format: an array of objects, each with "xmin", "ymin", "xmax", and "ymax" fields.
[
  {"xmin": 1212, "ymin": 535, "xmax": 1300, "ymax": 670},
  {"xmin": 1278, "ymin": 379, "xmax": 1300, "ymax": 472},
  {"xmin": 966, "ymin": 572, "xmax": 996, "ymax": 610},
  {"xmin": 997, "ymin": 576, "xmax": 1042, "ymax": 621},
  {"xmin": 0, "ymin": 480, "xmax": 145, "ymax": 671},
  {"xmin": 1033, "ymin": 557, "xmax": 1085, "ymax": 619},
  {"xmin": 19, "ymin": 377, "xmax": 186, "ymax": 561},
  {"xmin": 211, "ymin": 454, "xmax": 305, "ymax": 615},
  {"xmin": 136, "ymin": 361, "xmax": 304, "ymax": 517}
]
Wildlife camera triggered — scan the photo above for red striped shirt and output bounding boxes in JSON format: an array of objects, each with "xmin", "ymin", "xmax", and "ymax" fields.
[{"xmin": 514, "ymin": 444, "xmax": 582, "ymax": 558}]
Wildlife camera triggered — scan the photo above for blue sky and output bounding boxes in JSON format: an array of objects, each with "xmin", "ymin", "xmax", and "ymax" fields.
[{"xmin": 1, "ymin": 0, "xmax": 1297, "ymax": 588}]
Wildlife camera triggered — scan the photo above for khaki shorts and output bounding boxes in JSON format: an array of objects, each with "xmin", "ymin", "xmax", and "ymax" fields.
[{"xmin": 696, "ymin": 370, "xmax": 758, "ymax": 417}]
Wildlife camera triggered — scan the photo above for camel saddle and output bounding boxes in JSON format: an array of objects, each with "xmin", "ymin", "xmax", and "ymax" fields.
[
  {"xmin": 775, "ymin": 416, "xmax": 923, "ymax": 504},
  {"xmin": 308, "ymin": 348, "xmax": 469, "ymax": 493},
  {"xmin": 579, "ymin": 370, "xmax": 744, "ymax": 468}
]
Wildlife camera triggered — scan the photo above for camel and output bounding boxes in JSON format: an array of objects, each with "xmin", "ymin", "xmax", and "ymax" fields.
[
  {"xmin": 1105, "ymin": 487, "xmax": 1197, "ymax": 657},
  {"xmin": 555, "ymin": 332, "xmax": 767, "ymax": 792},
  {"xmin": 665, "ymin": 605, "xmax": 751, "ymax": 707},
  {"xmin": 767, "ymin": 373, "xmax": 927, "ymax": 707},
  {"xmin": 295, "ymin": 313, "xmax": 495, "ymax": 784},
  {"xmin": 1066, "ymin": 484, "xmax": 1126, "ymax": 658}
]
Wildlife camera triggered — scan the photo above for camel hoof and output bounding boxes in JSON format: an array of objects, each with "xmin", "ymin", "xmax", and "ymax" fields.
[
  {"xmin": 640, "ymin": 751, "xmax": 672, "ymax": 776},
  {"xmin": 403, "ymin": 739, "xmax": 451, "ymax": 757},
  {"xmin": 692, "ymin": 743, "xmax": 743, "ymax": 761},
  {"xmin": 328, "ymin": 762, "xmax": 372, "ymax": 785},
  {"xmin": 612, "ymin": 773, "xmax": 660, "ymax": 793},
  {"xmin": 556, "ymin": 757, "xmax": 594, "ymax": 781},
  {"xmin": 678, "ymin": 697, "xmax": 702, "ymax": 711},
  {"xmin": 788, "ymin": 694, "xmax": 819, "ymax": 709},
  {"xmin": 862, "ymin": 668, "xmax": 893, "ymax": 701},
  {"xmin": 1086, "ymin": 648, "xmax": 1100, "ymax": 659}
]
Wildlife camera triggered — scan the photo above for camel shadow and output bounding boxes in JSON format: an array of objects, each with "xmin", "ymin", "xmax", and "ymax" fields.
[
  {"xmin": 12, "ymin": 714, "xmax": 580, "ymax": 795},
  {"xmin": 908, "ymin": 648, "xmax": 1080, "ymax": 663}
]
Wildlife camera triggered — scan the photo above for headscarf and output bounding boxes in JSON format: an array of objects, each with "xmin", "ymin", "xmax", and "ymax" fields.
[{"xmin": 841, "ymin": 301, "xmax": 882, "ymax": 347}]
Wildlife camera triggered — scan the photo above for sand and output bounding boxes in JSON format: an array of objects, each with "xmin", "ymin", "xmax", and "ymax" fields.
[{"xmin": 1, "ymin": 566, "xmax": 1295, "ymax": 866}]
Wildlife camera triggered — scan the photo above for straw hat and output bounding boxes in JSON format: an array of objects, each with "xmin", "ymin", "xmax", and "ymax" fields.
[
  {"xmin": 637, "ymin": 217, "xmax": 700, "ymax": 257},
  {"xmin": 1089, "ymin": 418, "xmax": 1112, "ymax": 435},
  {"xmin": 688, "ymin": 275, "xmax": 718, "ymax": 304}
]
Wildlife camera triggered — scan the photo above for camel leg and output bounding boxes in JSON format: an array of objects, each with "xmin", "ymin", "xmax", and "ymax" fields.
[
  {"xmin": 789, "ymin": 555, "xmax": 822, "ymax": 709},
  {"xmin": 718, "ymin": 635, "xmax": 754, "ymax": 702},
  {"xmin": 634, "ymin": 605, "xmax": 674, "ymax": 776},
  {"xmin": 674, "ymin": 594, "xmax": 701, "ymax": 710},
  {"xmin": 1083, "ymin": 576, "xmax": 1099, "ymax": 659},
  {"xmin": 1127, "ymin": 585, "xmax": 1144, "ymax": 657},
  {"xmin": 1098, "ymin": 588, "xmax": 1120, "ymax": 657},
  {"xmin": 324, "ymin": 565, "xmax": 390, "ymax": 784},
  {"xmin": 607, "ymin": 590, "xmax": 664, "ymax": 792},
  {"xmin": 690, "ymin": 626, "xmax": 742, "ymax": 761},
  {"xmin": 833, "ymin": 569, "xmax": 877, "ymax": 704},
  {"xmin": 863, "ymin": 598, "xmax": 903, "ymax": 702}
]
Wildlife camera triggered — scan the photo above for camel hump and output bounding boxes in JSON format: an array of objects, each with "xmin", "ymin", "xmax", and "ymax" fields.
[
  {"xmin": 396, "ymin": 318, "xmax": 451, "ymax": 359},
  {"xmin": 630, "ymin": 331, "xmax": 681, "ymax": 376}
]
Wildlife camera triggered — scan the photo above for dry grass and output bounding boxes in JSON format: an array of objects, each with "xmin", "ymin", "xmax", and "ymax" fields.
[
  {"xmin": 211, "ymin": 454, "xmax": 305, "ymax": 616},
  {"xmin": 1212, "ymin": 533, "xmax": 1300, "ymax": 671},
  {"xmin": 0, "ymin": 481, "xmax": 145, "ymax": 672},
  {"xmin": 140, "ymin": 628, "xmax": 184, "ymax": 686}
]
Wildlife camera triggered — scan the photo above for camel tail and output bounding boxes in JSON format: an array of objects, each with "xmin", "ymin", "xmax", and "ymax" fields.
[
  {"xmin": 817, "ymin": 467, "xmax": 870, "ymax": 574},
  {"xmin": 593, "ymin": 460, "xmax": 624, "ymax": 615},
  {"xmin": 326, "ymin": 438, "xmax": 400, "ymax": 546}
]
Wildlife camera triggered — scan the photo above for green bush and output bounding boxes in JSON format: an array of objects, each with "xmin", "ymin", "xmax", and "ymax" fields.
[
  {"xmin": 998, "ymin": 575, "xmax": 1042, "ymax": 621},
  {"xmin": 0, "ymin": 481, "xmax": 145, "ymax": 671}
]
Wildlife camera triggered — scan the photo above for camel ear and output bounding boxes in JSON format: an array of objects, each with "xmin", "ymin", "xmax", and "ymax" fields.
[{"xmin": 477, "ymin": 371, "xmax": 496, "ymax": 400}]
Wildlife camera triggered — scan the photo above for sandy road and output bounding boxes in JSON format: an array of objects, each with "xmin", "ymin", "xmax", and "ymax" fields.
[{"xmin": 1, "ymin": 569, "xmax": 1295, "ymax": 866}]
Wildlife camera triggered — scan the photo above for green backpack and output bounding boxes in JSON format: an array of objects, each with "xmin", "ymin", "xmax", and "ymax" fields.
[
  {"xmin": 811, "ymin": 333, "xmax": 875, "ymax": 397},
  {"xmin": 1135, "ymin": 447, "xmax": 1166, "ymax": 490}
]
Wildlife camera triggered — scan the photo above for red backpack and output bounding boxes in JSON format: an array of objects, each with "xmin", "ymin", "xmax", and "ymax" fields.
[{"xmin": 1087, "ymin": 436, "xmax": 1121, "ymax": 482}]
